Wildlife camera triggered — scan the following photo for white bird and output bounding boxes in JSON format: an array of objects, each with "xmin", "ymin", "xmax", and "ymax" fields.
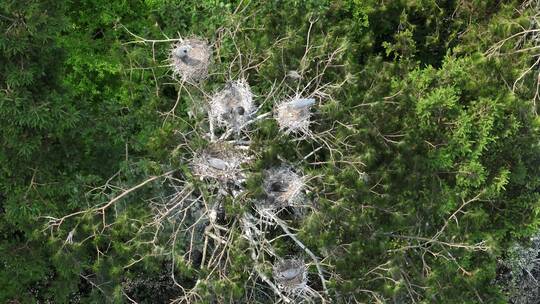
[
  {"xmin": 208, "ymin": 208, "xmax": 217, "ymax": 223},
  {"xmin": 175, "ymin": 45, "xmax": 202, "ymax": 66},
  {"xmin": 290, "ymin": 98, "xmax": 315, "ymax": 110},
  {"xmin": 287, "ymin": 70, "xmax": 302, "ymax": 79},
  {"xmin": 277, "ymin": 267, "xmax": 302, "ymax": 280},
  {"xmin": 65, "ymin": 229, "xmax": 75, "ymax": 245},
  {"xmin": 207, "ymin": 157, "xmax": 228, "ymax": 170},
  {"xmin": 175, "ymin": 45, "xmax": 191, "ymax": 59}
]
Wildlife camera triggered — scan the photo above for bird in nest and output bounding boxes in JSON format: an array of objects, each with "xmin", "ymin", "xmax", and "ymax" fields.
[{"xmin": 175, "ymin": 45, "xmax": 202, "ymax": 66}]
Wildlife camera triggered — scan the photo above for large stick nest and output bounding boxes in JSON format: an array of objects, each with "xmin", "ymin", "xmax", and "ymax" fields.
[
  {"xmin": 261, "ymin": 166, "xmax": 306, "ymax": 211},
  {"xmin": 209, "ymin": 80, "xmax": 255, "ymax": 131},
  {"xmin": 169, "ymin": 38, "xmax": 211, "ymax": 82},
  {"xmin": 273, "ymin": 257, "xmax": 308, "ymax": 294},
  {"xmin": 191, "ymin": 143, "xmax": 249, "ymax": 183},
  {"xmin": 275, "ymin": 97, "xmax": 316, "ymax": 135}
]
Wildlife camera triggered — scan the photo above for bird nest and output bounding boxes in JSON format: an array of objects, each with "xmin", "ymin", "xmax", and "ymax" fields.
[
  {"xmin": 191, "ymin": 143, "xmax": 248, "ymax": 183},
  {"xmin": 209, "ymin": 80, "xmax": 255, "ymax": 131},
  {"xmin": 169, "ymin": 38, "xmax": 211, "ymax": 82},
  {"xmin": 275, "ymin": 97, "xmax": 315, "ymax": 135},
  {"xmin": 273, "ymin": 258, "xmax": 308, "ymax": 294},
  {"xmin": 261, "ymin": 166, "xmax": 306, "ymax": 211}
]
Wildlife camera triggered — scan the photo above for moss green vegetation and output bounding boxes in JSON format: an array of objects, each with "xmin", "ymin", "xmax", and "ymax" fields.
[{"xmin": 2, "ymin": 0, "xmax": 540, "ymax": 303}]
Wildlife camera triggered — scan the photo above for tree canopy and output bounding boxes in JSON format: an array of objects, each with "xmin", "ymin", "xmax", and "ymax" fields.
[{"xmin": 2, "ymin": 0, "xmax": 540, "ymax": 303}]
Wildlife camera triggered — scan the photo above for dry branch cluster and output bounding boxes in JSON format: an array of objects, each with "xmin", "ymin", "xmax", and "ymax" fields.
[
  {"xmin": 169, "ymin": 32, "xmax": 328, "ymax": 302},
  {"xmin": 44, "ymin": 20, "xmax": 344, "ymax": 302}
]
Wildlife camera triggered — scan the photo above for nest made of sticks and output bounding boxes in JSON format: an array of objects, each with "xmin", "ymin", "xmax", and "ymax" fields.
[
  {"xmin": 191, "ymin": 143, "xmax": 248, "ymax": 183},
  {"xmin": 209, "ymin": 80, "xmax": 255, "ymax": 131},
  {"xmin": 275, "ymin": 97, "xmax": 316, "ymax": 135},
  {"xmin": 273, "ymin": 258, "xmax": 308, "ymax": 294},
  {"xmin": 261, "ymin": 166, "xmax": 306, "ymax": 210},
  {"xmin": 169, "ymin": 38, "xmax": 211, "ymax": 82}
]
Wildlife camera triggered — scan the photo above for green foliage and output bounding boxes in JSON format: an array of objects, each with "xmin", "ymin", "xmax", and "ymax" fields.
[{"xmin": 1, "ymin": 0, "xmax": 539, "ymax": 303}]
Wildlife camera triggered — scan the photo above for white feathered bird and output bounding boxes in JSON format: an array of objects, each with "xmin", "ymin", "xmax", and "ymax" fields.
[
  {"xmin": 175, "ymin": 45, "xmax": 202, "ymax": 66},
  {"xmin": 207, "ymin": 157, "xmax": 228, "ymax": 170},
  {"xmin": 290, "ymin": 98, "xmax": 315, "ymax": 110}
]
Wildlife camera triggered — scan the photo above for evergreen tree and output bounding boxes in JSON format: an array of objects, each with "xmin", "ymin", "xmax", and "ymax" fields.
[{"xmin": 1, "ymin": 0, "xmax": 540, "ymax": 303}]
